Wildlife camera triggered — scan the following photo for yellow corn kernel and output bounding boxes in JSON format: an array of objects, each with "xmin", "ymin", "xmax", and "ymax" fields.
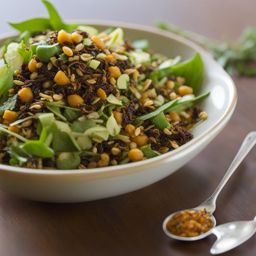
[
  {"xmin": 54, "ymin": 70, "xmax": 70, "ymax": 86},
  {"xmin": 98, "ymin": 153, "xmax": 110, "ymax": 167},
  {"xmin": 113, "ymin": 111, "xmax": 123, "ymax": 124},
  {"xmin": 62, "ymin": 46, "xmax": 73, "ymax": 57},
  {"xmin": 18, "ymin": 87, "xmax": 33, "ymax": 103},
  {"xmin": 125, "ymin": 124, "xmax": 135, "ymax": 137},
  {"xmin": 91, "ymin": 35, "xmax": 105, "ymax": 50},
  {"xmin": 8, "ymin": 125, "xmax": 20, "ymax": 133},
  {"xmin": 178, "ymin": 85, "xmax": 193, "ymax": 96},
  {"xmin": 97, "ymin": 88, "xmax": 107, "ymax": 100},
  {"xmin": 3, "ymin": 110, "xmax": 18, "ymax": 122},
  {"xmin": 108, "ymin": 66, "xmax": 121, "ymax": 78},
  {"xmin": 71, "ymin": 32, "xmax": 83, "ymax": 44},
  {"xmin": 28, "ymin": 59, "xmax": 37, "ymax": 73},
  {"xmin": 67, "ymin": 94, "xmax": 84, "ymax": 107},
  {"xmin": 132, "ymin": 135, "xmax": 149, "ymax": 147},
  {"xmin": 168, "ymin": 111, "xmax": 181, "ymax": 122},
  {"xmin": 57, "ymin": 30, "xmax": 72, "ymax": 44},
  {"xmin": 128, "ymin": 148, "xmax": 144, "ymax": 162},
  {"xmin": 105, "ymin": 54, "xmax": 117, "ymax": 63}
]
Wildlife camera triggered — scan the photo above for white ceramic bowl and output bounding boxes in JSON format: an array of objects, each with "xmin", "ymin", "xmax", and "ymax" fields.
[{"xmin": 0, "ymin": 21, "xmax": 237, "ymax": 202}]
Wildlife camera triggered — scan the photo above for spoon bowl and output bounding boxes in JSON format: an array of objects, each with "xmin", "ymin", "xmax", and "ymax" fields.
[
  {"xmin": 163, "ymin": 207, "xmax": 216, "ymax": 241},
  {"xmin": 210, "ymin": 218, "xmax": 256, "ymax": 254},
  {"xmin": 163, "ymin": 132, "xmax": 256, "ymax": 242}
]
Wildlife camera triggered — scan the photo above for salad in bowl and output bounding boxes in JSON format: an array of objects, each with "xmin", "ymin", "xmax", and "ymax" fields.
[{"xmin": 0, "ymin": 0, "xmax": 209, "ymax": 170}]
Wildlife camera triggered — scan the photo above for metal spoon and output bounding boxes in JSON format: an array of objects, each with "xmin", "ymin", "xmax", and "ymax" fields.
[
  {"xmin": 163, "ymin": 131, "xmax": 256, "ymax": 241},
  {"xmin": 210, "ymin": 217, "xmax": 256, "ymax": 254}
]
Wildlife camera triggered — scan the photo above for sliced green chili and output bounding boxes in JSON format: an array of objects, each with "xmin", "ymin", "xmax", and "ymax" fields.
[{"xmin": 36, "ymin": 43, "xmax": 60, "ymax": 62}]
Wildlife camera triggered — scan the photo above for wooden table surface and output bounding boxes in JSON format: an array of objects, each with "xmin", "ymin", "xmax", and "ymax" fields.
[{"xmin": 1, "ymin": 1, "xmax": 256, "ymax": 256}]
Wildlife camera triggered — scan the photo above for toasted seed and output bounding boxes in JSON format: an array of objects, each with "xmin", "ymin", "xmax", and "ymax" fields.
[
  {"xmin": 75, "ymin": 43, "xmax": 84, "ymax": 52},
  {"xmin": 80, "ymin": 53, "xmax": 93, "ymax": 62},
  {"xmin": 76, "ymin": 68, "xmax": 83, "ymax": 76},
  {"xmin": 111, "ymin": 147, "xmax": 121, "ymax": 155},
  {"xmin": 163, "ymin": 128, "xmax": 172, "ymax": 135},
  {"xmin": 143, "ymin": 79, "xmax": 152, "ymax": 91},
  {"xmin": 13, "ymin": 80, "xmax": 24, "ymax": 86},
  {"xmin": 178, "ymin": 85, "xmax": 193, "ymax": 96},
  {"xmin": 68, "ymin": 56, "xmax": 80, "ymax": 61},
  {"xmin": 166, "ymin": 80, "xmax": 175, "ymax": 89},
  {"xmin": 134, "ymin": 127, "xmax": 141, "ymax": 136},
  {"xmin": 86, "ymin": 79, "xmax": 96, "ymax": 84},
  {"xmin": 36, "ymin": 62, "xmax": 43, "ymax": 69},
  {"xmin": 159, "ymin": 147, "xmax": 169, "ymax": 153},
  {"xmin": 143, "ymin": 99, "xmax": 154, "ymax": 107},
  {"xmin": 170, "ymin": 140, "xmax": 179, "ymax": 149},
  {"xmin": 52, "ymin": 94, "xmax": 63, "ymax": 101},
  {"xmin": 39, "ymin": 93, "xmax": 53, "ymax": 101},
  {"xmin": 110, "ymin": 77, "xmax": 116, "ymax": 86},
  {"xmin": 169, "ymin": 92, "xmax": 177, "ymax": 100},
  {"xmin": 30, "ymin": 104, "xmax": 42, "ymax": 110},
  {"xmin": 199, "ymin": 111, "xmax": 208, "ymax": 120},
  {"xmin": 50, "ymin": 57, "xmax": 57, "ymax": 66},
  {"xmin": 30, "ymin": 72, "xmax": 38, "ymax": 80},
  {"xmin": 62, "ymin": 46, "xmax": 73, "ymax": 57},
  {"xmin": 20, "ymin": 119, "xmax": 32, "ymax": 128},
  {"xmin": 176, "ymin": 76, "xmax": 185, "ymax": 85},
  {"xmin": 43, "ymin": 81, "xmax": 52, "ymax": 88},
  {"xmin": 47, "ymin": 62, "xmax": 53, "ymax": 70},
  {"xmin": 129, "ymin": 142, "xmax": 137, "ymax": 149}
]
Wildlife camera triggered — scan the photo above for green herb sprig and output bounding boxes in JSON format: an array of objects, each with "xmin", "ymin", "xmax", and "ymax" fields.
[{"xmin": 157, "ymin": 22, "xmax": 256, "ymax": 77}]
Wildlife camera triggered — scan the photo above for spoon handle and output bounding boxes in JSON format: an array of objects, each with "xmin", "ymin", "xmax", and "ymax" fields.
[{"xmin": 201, "ymin": 131, "xmax": 256, "ymax": 213}]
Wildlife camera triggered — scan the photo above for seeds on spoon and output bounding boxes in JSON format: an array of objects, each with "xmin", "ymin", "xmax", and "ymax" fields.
[{"xmin": 166, "ymin": 208, "xmax": 214, "ymax": 237}]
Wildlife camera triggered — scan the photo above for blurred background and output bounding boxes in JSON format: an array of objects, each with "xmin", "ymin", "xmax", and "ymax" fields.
[{"xmin": 1, "ymin": 0, "xmax": 256, "ymax": 40}]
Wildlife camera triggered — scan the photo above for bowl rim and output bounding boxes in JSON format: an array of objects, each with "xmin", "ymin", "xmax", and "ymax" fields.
[{"xmin": 0, "ymin": 20, "xmax": 237, "ymax": 175}]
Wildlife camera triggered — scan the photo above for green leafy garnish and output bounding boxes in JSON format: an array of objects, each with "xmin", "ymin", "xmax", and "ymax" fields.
[
  {"xmin": 0, "ymin": 64, "xmax": 13, "ymax": 98},
  {"xmin": 151, "ymin": 112, "xmax": 171, "ymax": 130},
  {"xmin": 134, "ymin": 99, "xmax": 178, "ymax": 124},
  {"xmin": 45, "ymin": 102, "xmax": 67, "ymax": 121},
  {"xmin": 9, "ymin": 18, "xmax": 51, "ymax": 33},
  {"xmin": 107, "ymin": 94, "xmax": 122, "ymax": 106},
  {"xmin": 151, "ymin": 53, "xmax": 204, "ymax": 94},
  {"xmin": 157, "ymin": 22, "xmax": 256, "ymax": 77},
  {"xmin": 141, "ymin": 144, "xmax": 160, "ymax": 158},
  {"xmin": 21, "ymin": 140, "xmax": 54, "ymax": 158},
  {"xmin": 134, "ymin": 91, "xmax": 209, "ymax": 124},
  {"xmin": 106, "ymin": 114, "xmax": 121, "ymax": 136},
  {"xmin": 132, "ymin": 39, "xmax": 149, "ymax": 51},
  {"xmin": 36, "ymin": 43, "xmax": 61, "ymax": 62},
  {"xmin": 17, "ymin": 41, "xmax": 33, "ymax": 64},
  {"xmin": 0, "ymin": 125, "xmax": 27, "ymax": 142},
  {"xmin": 0, "ymin": 95, "xmax": 17, "ymax": 115},
  {"xmin": 71, "ymin": 118, "xmax": 97, "ymax": 133},
  {"xmin": 84, "ymin": 126, "xmax": 109, "ymax": 142},
  {"xmin": 167, "ymin": 92, "xmax": 210, "ymax": 112},
  {"xmin": 56, "ymin": 152, "xmax": 80, "ymax": 169},
  {"xmin": 9, "ymin": 0, "xmax": 77, "ymax": 33}
]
